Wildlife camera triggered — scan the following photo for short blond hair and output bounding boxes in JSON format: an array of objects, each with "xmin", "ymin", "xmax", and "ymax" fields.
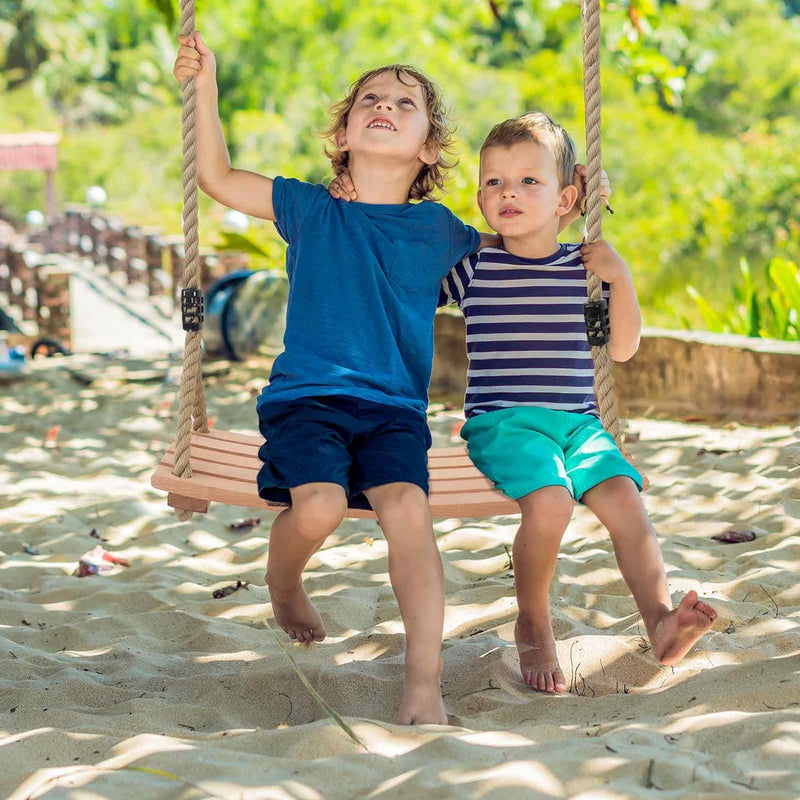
[
  {"xmin": 480, "ymin": 112, "xmax": 576, "ymax": 189},
  {"xmin": 323, "ymin": 65, "xmax": 455, "ymax": 201}
]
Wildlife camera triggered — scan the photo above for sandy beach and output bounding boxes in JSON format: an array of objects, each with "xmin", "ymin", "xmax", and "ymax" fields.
[{"xmin": 2, "ymin": 353, "xmax": 799, "ymax": 799}]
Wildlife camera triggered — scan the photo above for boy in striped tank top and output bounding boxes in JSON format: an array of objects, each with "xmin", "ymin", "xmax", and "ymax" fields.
[{"xmin": 441, "ymin": 113, "xmax": 717, "ymax": 693}]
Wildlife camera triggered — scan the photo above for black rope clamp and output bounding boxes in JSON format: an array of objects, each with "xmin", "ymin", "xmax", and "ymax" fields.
[
  {"xmin": 181, "ymin": 287, "xmax": 204, "ymax": 332},
  {"xmin": 584, "ymin": 299, "xmax": 610, "ymax": 346}
]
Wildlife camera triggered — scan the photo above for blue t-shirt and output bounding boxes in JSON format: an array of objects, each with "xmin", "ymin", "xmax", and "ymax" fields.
[{"xmin": 258, "ymin": 177, "xmax": 480, "ymax": 416}]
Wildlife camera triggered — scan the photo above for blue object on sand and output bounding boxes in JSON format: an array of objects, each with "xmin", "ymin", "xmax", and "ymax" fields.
[{"xmin": 204, "ymin": 269, "xmax": 288, "ymax": 361}]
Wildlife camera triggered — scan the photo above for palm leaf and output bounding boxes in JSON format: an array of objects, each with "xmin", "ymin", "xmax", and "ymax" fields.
[
  {"xmin": 216, "ymin": 231, "xmax": 271, "ymax": 258},
  {"xmin": 687, "ymin": 285, "xmax": 726, "ymax": 332},
  {"xmin": 767, "ymin": 258, "xmax": 800, "ymax": 316}
]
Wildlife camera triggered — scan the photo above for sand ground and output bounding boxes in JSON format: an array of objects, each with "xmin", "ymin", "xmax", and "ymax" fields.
[{"xmin": 1, "ymin": 354, "xmax": 799, "ymax": 799}]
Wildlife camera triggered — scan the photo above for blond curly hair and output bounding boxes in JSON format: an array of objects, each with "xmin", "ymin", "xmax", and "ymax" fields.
[{"xmin": 323, "ymin": 65, "xmax": 455, "ymax": 201}]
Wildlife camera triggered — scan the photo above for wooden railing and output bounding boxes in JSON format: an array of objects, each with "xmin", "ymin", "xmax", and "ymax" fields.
[{"xmin": 0, "ymin": 210, "xmax": 250, "ymax": 350}]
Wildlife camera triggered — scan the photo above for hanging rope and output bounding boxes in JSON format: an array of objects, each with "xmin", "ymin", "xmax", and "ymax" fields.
[
  {"xmin": 172, "ymin": 0, "xmax": 208, "ymax": 521},
  {"xmin": 582, "ymin": 0, "xmax": 622, "ymax": 448}
]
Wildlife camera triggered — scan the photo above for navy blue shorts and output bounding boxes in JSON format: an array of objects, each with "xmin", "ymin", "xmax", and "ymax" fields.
[{"xmin": 256, "ymin": 395, "xmax": 432, "ymax": 511}]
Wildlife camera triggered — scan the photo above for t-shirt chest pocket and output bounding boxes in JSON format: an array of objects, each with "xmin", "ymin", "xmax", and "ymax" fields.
[{"xmin": 388, "ymin": 242, "xmax": 437, "ymax": 296}]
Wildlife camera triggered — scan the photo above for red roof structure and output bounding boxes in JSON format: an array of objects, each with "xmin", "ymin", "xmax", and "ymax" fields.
[
  {"xmin": 0, "ymin": 133, "xmax": 60, "ymax": 217},
  {"xmin": 0, "ymin": 132, "xmax": 59, "ymax": 171}
]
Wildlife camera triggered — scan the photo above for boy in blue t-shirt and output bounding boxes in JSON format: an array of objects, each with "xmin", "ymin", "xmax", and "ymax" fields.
[
  {"xmin": 440, "ymin": 113, "xmax": 717, "ymax": 693},
  {"xmin": 173, "ymin": 35, "xmax": 485, "ymax": 724}
]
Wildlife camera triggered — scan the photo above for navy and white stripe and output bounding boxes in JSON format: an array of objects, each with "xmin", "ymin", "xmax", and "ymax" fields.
[{"xmin": 440, "ymin": 244, "xmax": 605, "ymax": 419}]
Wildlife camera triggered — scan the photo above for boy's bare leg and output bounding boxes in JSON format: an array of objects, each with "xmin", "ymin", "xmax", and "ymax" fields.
[
  {"xmin": 514, "ymin": 486, "xmax": 574, "ymax": 692},
  {"xmin": 364, "ymin": 482, "xmax": 446, "ymax": 725},
  {"xmin": 265, "ymin": 482, "xmax": 347, "ymax": 643},
  {"xmin": 582, "ymin": 476, "xmax": 717, "ymax": 664}
]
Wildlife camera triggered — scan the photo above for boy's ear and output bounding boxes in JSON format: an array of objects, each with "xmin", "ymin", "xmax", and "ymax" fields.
[
  {"xmin": 418, "ymin": 141, "xmax": 440, "ymax": 166},
  {"xmin": 556, "ymin": 183, "xmax": 579, "ymax": 217},
  {"xmin": 334, "ymin": 127, "xmax": 349, "ymax": 152},
  {"xmin": 476, "ymin": 188, "xmax": 484, "ymax": 216}
]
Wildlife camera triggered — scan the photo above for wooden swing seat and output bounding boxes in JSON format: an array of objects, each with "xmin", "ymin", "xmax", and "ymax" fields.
[{"xmin": 151, "ymin": 428, "xmax": 519, "ymax": 519}]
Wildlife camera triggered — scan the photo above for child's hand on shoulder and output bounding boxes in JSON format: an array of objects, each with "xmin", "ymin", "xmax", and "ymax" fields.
[
  {"xmin": 582, "ymin": 240, "xmax": 630, "ymax": 285},
  {"xmin": 328, "ymin": 170, "xmax": 357, "ymax": 201},
  {"xmin": 173, "ymin": 32, "xmax": 216, "ymax": 89}
]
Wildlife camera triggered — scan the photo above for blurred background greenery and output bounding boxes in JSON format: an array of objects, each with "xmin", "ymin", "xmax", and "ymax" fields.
[{"xmin": 1, "ymin": 0, "xmax": 798, "ymax": 333}]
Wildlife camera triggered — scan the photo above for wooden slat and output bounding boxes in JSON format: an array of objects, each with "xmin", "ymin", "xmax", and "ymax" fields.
[
  {"xmin": 152, "ymin": 429, "xmax": 518, "ymax": 519},
  {"xmin": 164, "ymin": 431, "xmax": 476, "ymax": 466}
]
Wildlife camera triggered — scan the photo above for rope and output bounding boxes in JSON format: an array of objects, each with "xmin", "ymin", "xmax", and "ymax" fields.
[
  {"xmin": 172, "ymin": 0, "xmax": 208, "ymax": 521},
  {"xmin": 582, "ymin": 0, "xmax": 622, "ymax": 448}
]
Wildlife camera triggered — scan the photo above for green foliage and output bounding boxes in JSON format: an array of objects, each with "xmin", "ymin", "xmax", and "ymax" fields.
[
  {"xmin": 686, "ymin": 258, "xmax": 800, "ymax": 340},
  {"xmin": 2, "ymin": 0, "xmax": 176, "ymax": 124},
  {"xmin": 1, "ymin": 0, "xmax": 798, "ymax": 337},
  {"xmin": 145, "ymin": 0, "xmax": 176, "ymax": 29}
]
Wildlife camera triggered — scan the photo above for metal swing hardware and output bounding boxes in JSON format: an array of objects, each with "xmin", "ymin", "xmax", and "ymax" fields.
[
  {"xmin": 584, "ymin": 299, "xmax": 610, "ymax": 346},
  {"xmin": 181, "ymin": 287, "xmax": 204, "ymax": 332}
]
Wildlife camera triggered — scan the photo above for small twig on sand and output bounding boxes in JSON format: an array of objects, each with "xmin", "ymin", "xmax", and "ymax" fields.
[
  {"xmin": 758, "ymin": 584, "xmax": 779, "ymax": 618},
  {"xmin": 23, "ymin": 765, "xmax": 231, "ymax": 800},
  {"xmin": 458, "ymin": 679, "xmax": 501, "ymax": 699},
  {"xmin": 568, "ymin": 641, "xmax": 578, "ymax": 694},
  {"xmin": 266, "ymin": 622, "xmax": 368, "ymax": 751},
  {"xmin": 503, "ymin": 544, "xmax": 513, "ymax": 571}
]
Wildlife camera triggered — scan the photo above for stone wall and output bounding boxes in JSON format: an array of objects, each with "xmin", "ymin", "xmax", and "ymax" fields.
[{"xmin": 431, "ymin": 309, "xmax": 800, "ymax": 422}]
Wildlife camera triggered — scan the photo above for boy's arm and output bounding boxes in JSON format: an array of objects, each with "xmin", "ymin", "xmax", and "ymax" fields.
[
  {"xmin": 477, "ymin": 232, "xmax": 502, "ymax": 250},
  {"xmin": 174, "ymin": 33, "xmax": 275, "ymax": 221},
  {"xmin": 581, "ymin": 240, "xmax": 641, "ymax": 362},
  {"xmin": 328, "ymin": 172, "xmax": 500, "ymax": 253}
]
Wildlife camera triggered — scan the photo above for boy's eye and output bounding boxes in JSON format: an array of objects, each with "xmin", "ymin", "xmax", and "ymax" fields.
[
  {"xmin": 522, "ymin": 177, "xmax": 538, "ymax": 185},
  {"xmin": 362, "ymin": 93, "xmax": 377, "ymax": 101},
  {"xmin": 399, "ymin": 97, "xmax": 415, "ymax": 106},
  {"xmin": 485, "ymin": 178, "xmax": 501, "ymax": 186}
]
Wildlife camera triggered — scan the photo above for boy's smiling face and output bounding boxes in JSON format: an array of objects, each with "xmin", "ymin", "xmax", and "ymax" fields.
[
  {"xmin": 478, "ymin": 140, "xmax": 576, "ymax": 242},
  {"xmin": 335, "ymin": 71, "xmax": 438, "ymax": 168}
]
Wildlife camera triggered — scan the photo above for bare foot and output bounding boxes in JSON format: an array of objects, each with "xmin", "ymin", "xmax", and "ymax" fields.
[
  {"xmin": 268, "ymin": 581, "xmax": 326, "ymax": 644},
  {"xmin": 651, "ymin": 590, "xmax": 717, "ymax": 665},
  {"xmin": 398, "ymin": 673, "xmax": 447, "ymax": 725},
  {"xmin": 515, "ymin": 617, "xmax": 566, "ymax": 693}
]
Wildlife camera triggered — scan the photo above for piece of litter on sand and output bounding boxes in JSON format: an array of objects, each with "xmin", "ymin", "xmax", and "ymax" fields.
[
  {"xmin": 212, "ymin": 580, "xmax": 250, "ymax": 599},
  {"xmin": 711, "ymin": 529, "xmax": 757, "ymax": 544},
  {"xmin": 73, "ymin": 545, "xmax": 131, "ymax": 577},
  {"xmin": 22, "ymin": 544, "xmax": 39, "ymax": 555},
  {"xmin": 227, "ymin": 518, "xmax": 261, "ymax": 531},
  {"xmin": 44, "ymin": 425, "xmax": 61, "ymax": 447}
]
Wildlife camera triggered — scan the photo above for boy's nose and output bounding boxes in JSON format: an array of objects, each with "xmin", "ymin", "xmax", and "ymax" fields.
[{"xmin": 375, "ymin": 99, "xmax": 393, "ymax": 111}]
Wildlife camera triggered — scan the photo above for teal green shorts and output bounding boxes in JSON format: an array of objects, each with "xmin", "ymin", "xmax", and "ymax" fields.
[{"xmin": 461, "ymin": 406, "xmax": 642, "ymax": 502}]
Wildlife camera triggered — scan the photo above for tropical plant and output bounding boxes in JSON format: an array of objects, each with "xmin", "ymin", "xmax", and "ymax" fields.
[{"xmin": 686, "ymin": 258, "xmax": 800, "ymax": 340}]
